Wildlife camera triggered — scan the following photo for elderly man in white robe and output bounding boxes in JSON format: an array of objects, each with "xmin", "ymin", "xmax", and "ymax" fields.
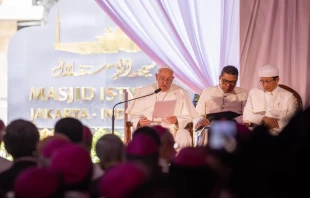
[
  {"xmin": 193, "ymin": 65, "xmax": 248, "ymax": 146},
  {"xmin": 243, "ymin": 64, "xmax": 297, "ymax": 135},
  {"xmin": 125, "ymin": 66, "xmax": 198, "ymax": 148}
]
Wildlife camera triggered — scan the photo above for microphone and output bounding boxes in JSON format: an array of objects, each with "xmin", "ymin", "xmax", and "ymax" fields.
[
  {"xmin": 111, "ymin": 88, "xmax": 161, "ymax": 134},
  {"xmin": 154, "ymin": 88, "xmax": 161, "ymax": 94}
]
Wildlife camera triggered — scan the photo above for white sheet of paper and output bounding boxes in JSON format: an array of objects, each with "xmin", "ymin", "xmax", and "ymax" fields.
[{"xmin": 152, "ymin": 99, "xmax": 177, "ymax": 118}]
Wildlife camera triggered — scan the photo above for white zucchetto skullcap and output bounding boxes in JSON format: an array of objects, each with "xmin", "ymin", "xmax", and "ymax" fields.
[
  {"xmin": 258, "ymin": 64, "xmax": 279, "ymax": 77},
  {"xmin": 158, "ymin": 65, "xmax": 173, "ymax": 72}
]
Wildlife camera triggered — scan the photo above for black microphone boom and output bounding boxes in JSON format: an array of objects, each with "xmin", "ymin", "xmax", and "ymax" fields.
[
  {"xmin": 111, "ymin": 88, "xmax": 161, "ymax": 134},
  {"xmin": 154, "ymin": 88, "xmax": 161, "ymax": 94}
]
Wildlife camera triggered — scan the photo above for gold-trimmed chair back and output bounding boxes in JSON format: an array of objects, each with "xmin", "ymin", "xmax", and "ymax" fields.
[{"xmin": 278, "ymin": 84, "xmax": 303, "ymax": 112}]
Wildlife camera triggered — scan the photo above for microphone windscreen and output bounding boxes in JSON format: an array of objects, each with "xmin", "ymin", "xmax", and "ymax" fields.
[{"xmin": 154, "ymin": 88, "xmax": 161, "ymax": 94}]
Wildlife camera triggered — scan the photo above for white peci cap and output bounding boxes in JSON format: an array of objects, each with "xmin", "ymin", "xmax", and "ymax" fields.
[{"xmin": 258, "ymin": 64, "xmax": 279, "ymax": 77}]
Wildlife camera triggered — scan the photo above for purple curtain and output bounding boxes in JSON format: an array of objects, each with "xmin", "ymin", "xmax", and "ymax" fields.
[{"xmin": 240, "ymin": 0, "xmax": 310, "ymax": 107}]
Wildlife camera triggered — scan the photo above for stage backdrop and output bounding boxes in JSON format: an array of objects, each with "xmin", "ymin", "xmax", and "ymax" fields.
[{"xmin": 7, "ymin": 0, "xmax": 193, "ymax": 135}]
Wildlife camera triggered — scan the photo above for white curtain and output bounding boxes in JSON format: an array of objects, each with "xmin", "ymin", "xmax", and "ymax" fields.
[{"xmin": 95, "ymin": 0, "xmax": 239, "ymax": 94}]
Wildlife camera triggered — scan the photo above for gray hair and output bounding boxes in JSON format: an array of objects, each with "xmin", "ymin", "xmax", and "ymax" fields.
[{"xmin": 95, "ymin": 134, "xmax": 125, "ymax": 168}]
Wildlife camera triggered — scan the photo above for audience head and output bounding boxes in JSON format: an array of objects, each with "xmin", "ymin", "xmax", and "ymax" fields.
[
  {"xmin": 0, "ymin": 119, "xmax": 4, "ymax": 131},
  {"xmin": 50, "ymin": 144, "xmax": 93, "ymax": 191},
  {"xmin": 0, "ymin": 119, "xmax": 5, "ymax": 145},
  {"xmin": 54, "ymin": 117, "xmax": 84, "ymax": 143},
  {"xmin": 152, "ymin": 125, "xmax": 176, "ymax": 162},
  {"xmin": 126, "ymin": 133, "xmax": 160, "ymax": 177},
  {"xmin": 36, "ymin": 133, "xmax": 69, "ymax": 157},
  {"xmin": 170, "ymin": 147, "xmax": 217, "ymax": 198},
  {"xmin": 95, "ymin": 134, "xmax": 125, "ymax": 170},
  {"xmin": 228, "ymin": 124, "xmax": 284, "ymax": 197},
  {"xmin": 219, "ymin": 65, "xmax": 238, "ymax": 93},
  {"xmin": 99, "ymin": 162, "xmax": 148, "ymax": 198},
  {"xmin": 156, "ymin": 66, "xmax": 174, "ymax": 92},
  {"xmin": 172, "ymin": 147, "xmax": 208, "ymax": 168},
  {"xmin": 3, "ymin": 119, "xmax": 40, "ymax": 159},
  {"xmin": 132, "ymin": 126, "xmax": 160, "ymax": 146},
  {"xmin": 14, "ymin": 167, "xmax": 61, "ymax": 198},
  {"xmin": 126, "ymin": 133, "xmax": 159, "ymax": 157},
  {"xmin": 39, "ymin": 136, "xmax": 71, "ymax": 167},
  {"xmin": 82, "ymin": 125, "xmax": 93, "ymax": 152},
  {"xmin": 258, "ymin": 64, "xmax": 279, "ymax": 92},
  {"xmin": 127, "ymin": 177, "xmax": 177, "ymax": 198}
]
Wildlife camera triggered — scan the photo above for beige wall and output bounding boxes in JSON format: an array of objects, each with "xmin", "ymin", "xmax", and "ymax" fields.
[{"xmin": 0, "ymin": 20, "xmax": 17, "ymax": 124}]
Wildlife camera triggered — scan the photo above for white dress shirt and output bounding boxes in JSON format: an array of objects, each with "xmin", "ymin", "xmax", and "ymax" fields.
[
  {"xmin": 193, "ymin": 85, "xmax": 248, "ymax": 146},
  {"xmin": 194, "ymin": 85, "xmax": 248, "ymax": 124}
]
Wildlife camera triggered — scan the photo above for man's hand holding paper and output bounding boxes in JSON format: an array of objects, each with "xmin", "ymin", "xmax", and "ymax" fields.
[
  {"xmin": 152, "ymin": 100, "xmax": 177, "ymax": 126},
  {"xmin": 152, "ymin": 100, "xmax": 177, "ymax": 119},
  {"xmin": 165, "ymin": 116, "xmax": 178, "ymax": 124},
  {"xmin": 138, "ymin": 117, "xmax": 152, "ymax": 127},
  {"xmin": 195, "ymin": 118, "xmax": 210, "ymax": 129}
]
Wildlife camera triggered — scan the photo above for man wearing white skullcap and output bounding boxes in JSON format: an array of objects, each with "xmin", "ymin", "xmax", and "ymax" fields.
[
  {"xmin": 243, "ymin": 64, "xmax": 297, "ymax": 135},
  {"xmin": 126, "ymin": 65, "xmax": 199, "ymax": 148}
]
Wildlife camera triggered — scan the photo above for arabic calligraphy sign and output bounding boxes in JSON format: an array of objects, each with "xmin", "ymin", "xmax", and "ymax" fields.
[
  {"xmin": 52, "ymin": 58, "xmax": 156, "ymax": 79},
  {"xmin": 7, "ymin": 0, "xmax": 159, "ymax": 131}
]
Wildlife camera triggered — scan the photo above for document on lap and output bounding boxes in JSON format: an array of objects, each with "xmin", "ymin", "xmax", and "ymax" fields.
[{"xmin": 152, "ymin": 100, "xmax": 177, "ymax": 118}]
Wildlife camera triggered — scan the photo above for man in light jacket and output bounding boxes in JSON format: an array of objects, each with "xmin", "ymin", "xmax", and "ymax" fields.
[{"xmin": 243, "ymin": 64, "xmax": 297, "ymax": 135}]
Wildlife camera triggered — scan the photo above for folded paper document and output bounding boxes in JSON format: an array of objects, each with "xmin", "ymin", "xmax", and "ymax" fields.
[{"xmin": 152, "ymin": 100, "xmax": 176, "ymax": 118}]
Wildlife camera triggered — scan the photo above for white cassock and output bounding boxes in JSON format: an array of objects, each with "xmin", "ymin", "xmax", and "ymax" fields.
[
  {"xmin": 193, "ymin": 85, "xmax": 248, "ymax": 146},
  {"xmin": 243, "ymin": 86, "xmax": 297, "ymax": 135},
  {"xmin": 125, "ymin": 83, "xmax": 199, "ymax": 148}
]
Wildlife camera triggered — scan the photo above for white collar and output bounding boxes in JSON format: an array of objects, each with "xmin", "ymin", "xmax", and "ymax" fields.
[
  {"xmin": 264, "ymin": 86, "xmax": 279, "ymax": 95},
  {"xmin": 217, "ymin": 84, "xmax": 235, "ymax": 95}
]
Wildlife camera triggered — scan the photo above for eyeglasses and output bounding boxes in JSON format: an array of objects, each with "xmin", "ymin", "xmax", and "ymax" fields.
[
  {"xmin": 158, "ymin": 76, "xmax": 173, "ymax": 83},
  {"xmin": 259, "ymin": 79, "xmax": 275, "ymax": 84},
  {"xmin": 221, "ymin": 78, "xmax": 237, "ymax": 85}
]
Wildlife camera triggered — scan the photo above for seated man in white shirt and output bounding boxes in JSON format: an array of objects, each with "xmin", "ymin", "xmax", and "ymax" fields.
[
  {"xmin": 125, "ymin": 66, "xmax": 198, "ymax": 148},
  {"xmin": 243, "ymin": 64, "xmax": 297, "ymax": 135},
  {"xmin": 194, "ymin": 65, "xmax": 248, "ymax": 146}
]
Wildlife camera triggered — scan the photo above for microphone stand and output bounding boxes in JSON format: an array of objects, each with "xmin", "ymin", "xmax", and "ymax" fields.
[{"xmin": 111, "ymin": 89, "xmax": 161, "ymax": 134}]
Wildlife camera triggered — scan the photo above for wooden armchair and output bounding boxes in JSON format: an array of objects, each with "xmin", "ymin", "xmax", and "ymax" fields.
[
  {"xmin": 124, "ymin": 121, "xmax": 132, "ymax": 145},
  {"xmin": 278, "ymin": 84, "xmax": 303, "ymax": 112}
]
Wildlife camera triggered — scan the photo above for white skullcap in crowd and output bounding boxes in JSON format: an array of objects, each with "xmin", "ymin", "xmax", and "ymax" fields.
[
  {"xmin": 159, "ymin": 65, "xmax": 173, "ymax": 72},
  {"xmin": 258, "ymin": 64, "xmax": 279, "ymax": 77}
]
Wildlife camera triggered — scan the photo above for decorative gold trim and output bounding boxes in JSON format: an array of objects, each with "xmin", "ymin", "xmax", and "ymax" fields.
[{"xmin": 53, "ymin": 11, "xmax": 141, "ymax": 54}]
